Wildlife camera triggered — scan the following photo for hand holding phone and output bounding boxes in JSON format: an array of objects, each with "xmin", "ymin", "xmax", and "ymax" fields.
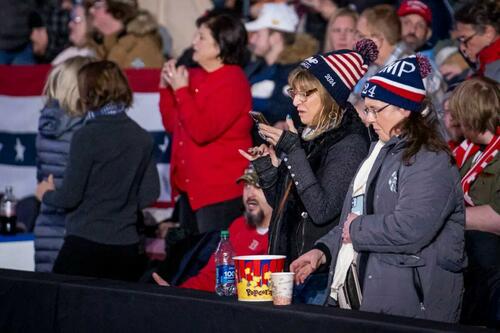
[{"xmin": 249, "ymin": 111, "xmax": 270, "ymax": 125}]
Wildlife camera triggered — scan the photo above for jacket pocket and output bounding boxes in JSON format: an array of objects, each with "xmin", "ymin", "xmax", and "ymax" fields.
[{"xmin": 376, "ymin": 253, "xmax": 426, "ymax": 268}]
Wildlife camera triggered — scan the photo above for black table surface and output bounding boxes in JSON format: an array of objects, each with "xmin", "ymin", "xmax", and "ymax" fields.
[{"xmin": 0, "ymin": 269, "xmax": 491, "ymax": 333}]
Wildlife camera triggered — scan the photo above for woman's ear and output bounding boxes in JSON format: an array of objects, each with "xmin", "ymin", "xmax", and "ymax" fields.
[{"xmin": 398, "ymin": 108, "xmax": 411, "ymax": 118}]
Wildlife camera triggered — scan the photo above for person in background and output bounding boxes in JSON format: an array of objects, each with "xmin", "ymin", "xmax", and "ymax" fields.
[
  {"xmin": 88, "ymin": 0, "xmax": 163, "ymax": 68},
  {"xmin": 152, "ymin": 166, "xmax": 271, "ymax": 291},
  {"xmin": 245, "ymin": 3, "xmax": 318, "ymax": 128},
  {"xmin": 36, "ymin": 60, "xmax": 160, "ymax": 281},
  {"xmin": 34, "ymin": 56, "xmax": 95, "ymax": 273},
  {"xmin": 350, "ymin": 4, "xmax": 444, "ymax": 123},
  {"xmin": 296, "ymin": 0, "xmax": 338, "ymax": 50},
  {"xmin": 441, "ymin": 84, "xmax": 463, "ymax": 149},
  {"xmin": 291, "ymin": 55, "xmax": 465, "ymax": 322},
  {"xmin": 159, "ymin": 12, "xmax": 252, "ymax": 237},
  {"xmin": 449, "ymin": 77, "xmax": 500, "ymax": 328},
  {"xmin": 323, "ymin": 7, "xmax": 358, "ymax": 52},
  {"xmin": 453, "ymin": 0, "xmax": 500, "ymax": 82},
  {"xmin": 396, "ymin": 0, "xmax": 446, "ymax": 111},
  {"xmin": 30, "ymin": 0, "xmax": 72, "ymax": 64},
  {"xmin": 397, "ymin": 0, "xmax": 433, "ymax": 57},
  {"xmin": 349, "ymin": 5, "xmax": 411, "ymax": 122},
  {"xmin": 52, "ymin": 2, "xmax": 96, "ymax": 65},
  {"xmin": 0, "ymin": 0, "xmax": 36, "ymax": 65},
  {"xmin": 241, "ymin": 39, "xmax": 376, "ymax": 304}
]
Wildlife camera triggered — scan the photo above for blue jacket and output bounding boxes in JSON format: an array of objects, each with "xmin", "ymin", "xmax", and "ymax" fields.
[
  {"xmin": 34, "ymin": 99, "xmax": 84, "ymax": 272},
  {"xmin": 317, "ymin": 136, "xmax": 466, "ymax": 322}
]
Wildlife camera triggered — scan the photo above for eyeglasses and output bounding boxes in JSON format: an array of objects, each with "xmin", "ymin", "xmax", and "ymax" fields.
[
  {"xmin": 287, "ymin": 88, "xmax": 317, "ymax": 101},
  {"xmin": 457, "ymin": 32, "xmax": 478, "ymax": 47},
  {"xmin": 363, "ymin": 104, "xmax": 391, "ymax": 118},
  {"xmin": 70, "ymin": 12, "xmax": 83, "ymax": 23}
]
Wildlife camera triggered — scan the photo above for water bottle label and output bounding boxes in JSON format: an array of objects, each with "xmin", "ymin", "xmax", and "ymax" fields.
[{"xmin": 216, "ymin": 265, "xmax": 235, "ymax": 285}]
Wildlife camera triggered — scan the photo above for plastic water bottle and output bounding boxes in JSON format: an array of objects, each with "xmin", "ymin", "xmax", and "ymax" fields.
[
  {"xmin": 215, "ymin": 230, "xmax": 236, "ymax": 296},
  {"xmin": 0, "ymin": 186, "xmax": 17, "ymax": 235}
]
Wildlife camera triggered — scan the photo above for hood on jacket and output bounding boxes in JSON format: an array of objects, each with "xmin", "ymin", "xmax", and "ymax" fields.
[
  {"xmin": 277, "ymin": 33, "xmax": 319, "ymax": 65},
  {"xmin": 38, "ymin": 99, "xmax": 84, "ymax": 138},
  {"xmin": 125, "ymin": 10, "xmax": 163, "ymax": 50},
  {"xmin": 126, "ymin": 10, "xmax": 159, "ymax": 36}
]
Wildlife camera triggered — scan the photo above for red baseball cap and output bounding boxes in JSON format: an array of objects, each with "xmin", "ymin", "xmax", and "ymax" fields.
[{"xmin": 397, "ymin": 0, "xmax": 432, "ymax": 25}]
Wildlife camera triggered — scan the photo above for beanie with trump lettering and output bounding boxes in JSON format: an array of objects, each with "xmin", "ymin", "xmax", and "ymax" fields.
[
  {"xmin": 361, "ymin": 54, "xmax": 432, "ymax": 112},
  {"xmin": 299, "ymin": 39, "xmax": 378, "ymax": 107}
]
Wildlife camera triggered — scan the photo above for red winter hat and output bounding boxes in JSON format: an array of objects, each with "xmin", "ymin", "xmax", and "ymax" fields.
[{"xmin": 397, "ymin": 0, "xmax": 432, "ymax": 25}]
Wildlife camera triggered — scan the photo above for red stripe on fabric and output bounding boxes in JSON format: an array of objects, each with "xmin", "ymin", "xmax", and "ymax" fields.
[
  {"xmin": 0, "ymin": 65, "xmax": 162, "ymax": 95},
  {"xmin": 324, "ymin": 55, "xmax": 353, "ymax": 88},
  {"xmin": 151, "ymin": 201, "xmax": 175, "ymax": 209},
  {"xmin": 333, "ymin": 55, "xmax": 357, "ymax": 87},
  {"xmin": 369, "ymin": 78, "xmax": 424, "ymax": 102},
  {"xmin": 0, "ymin": 65, "xmax": 51, "ymax": 96},
  {"xmin": 340, "ymin": 53, "xmax": 363, "ymax": 77}
]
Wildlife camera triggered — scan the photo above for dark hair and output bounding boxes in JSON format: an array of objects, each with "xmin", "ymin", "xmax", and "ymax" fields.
[
  {"xmin": 196, "ymin": 12, "xmax": 248, "ymax": 66},
  {"xmin": 269, "ymin": 29, "xmax": 296, "ymax": 46},
  {"xmin": 105, "ymin": 0, "xmax": 138, "ymax": 23},
  {"xmin": 455, "ymin": 0, "xmax": 500, "ymax": 34},
  {"xmin": 78, "ymin": 60, "xmax": 132, "ymax": 111},
  {"xmin": 393, "ymin": 99, "xmax": 452, "ymax": 165}
]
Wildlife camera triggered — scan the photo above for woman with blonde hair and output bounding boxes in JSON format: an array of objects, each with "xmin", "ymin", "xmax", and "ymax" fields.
[
  {"xmin": 324, "ymin": 7, "xmax": 358, "ymax": 52},
  {"xmin": 292, "ymin": 55, "xmax": 465, "ymax": 321},
  {"xmin": 34, "ymin": 56, "xmax": 94, "ymax": 272},
  {"xmin": 36, "ymin": 60, "xmax": 160, "ymax": 280},
  {"xmin": 240, "ymin": 39, "xmax": 377, "ymax": 304}
]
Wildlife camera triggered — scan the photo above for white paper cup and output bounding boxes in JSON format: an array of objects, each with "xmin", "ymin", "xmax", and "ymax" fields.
[{"xmin": 270, "ymin": 272, "xmax": 295, "ymax": 305}]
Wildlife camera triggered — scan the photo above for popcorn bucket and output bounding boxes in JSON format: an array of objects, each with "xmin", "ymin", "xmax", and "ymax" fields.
[{"xmin": 233, "ymin": 255, "xmax": 286, "ymax": 302}]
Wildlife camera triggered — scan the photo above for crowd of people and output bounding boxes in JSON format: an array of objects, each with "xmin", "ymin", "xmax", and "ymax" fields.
[{"xmin": 0, "ymin": 0, "xmax": 499, "ymax": 329}]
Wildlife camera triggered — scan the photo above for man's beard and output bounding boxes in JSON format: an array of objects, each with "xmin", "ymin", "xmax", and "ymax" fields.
[
  {"xmin": 244, "ymin": 209, "xmax": 264, "ymax": 228},
  {"xmin": 404, "ymin": 34, "xmax": 423, "ymax": 50}
]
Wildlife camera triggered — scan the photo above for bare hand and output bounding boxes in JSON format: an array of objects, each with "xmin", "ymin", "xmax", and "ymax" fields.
[
  {"xmin": 35, "ymin": 174, "xmax": 55, "ymax": 201},
  {"xmin": 152, "ymin": 272, "xmax": 170, "ymax": 286},
  {"xmin": 239, "ymin": 144, "xmax": 279, "ymax": 167},
  {"xmin": 342, "ymin": 213, "xmax": 359, "ymax": 244},
  {"xmin": 156, "ymin": 221, "xmax": 180, "ymax": 239},
  {"xmin": 161, "ymin": 60, "xmax": 189, "ymax": 90},
  {"xmin": 258, "ymin": 124, "xmax": 283, "ymax": 146},
  {"xmin": 290, "ymin": 249, "xmax": 326, "ymax": 285},
  {"xmin": 439, "ymin": 63, "xmax": 464, "ymax": 81}
]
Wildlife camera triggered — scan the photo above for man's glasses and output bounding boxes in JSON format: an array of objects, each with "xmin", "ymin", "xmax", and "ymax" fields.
[
  {"xmin": 287, "ymin": 88, "xmax": 317, "ymax": 101},
  {"xmin": 363, "ymin": 104, "xmax": 391, "ymax": 118},
  {"xmin": 457, "ymin": 32, "xmax": 478, "ymax": 47}
]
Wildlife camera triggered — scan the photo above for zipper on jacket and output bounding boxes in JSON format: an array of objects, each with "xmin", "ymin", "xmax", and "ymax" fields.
[
  {"xmin": 295, "ymin": 214, "xmax": 306, "ymax": 256},
  {"xmin": 413, "ymin": 267, "xmax": 426, "ymax": 311}
]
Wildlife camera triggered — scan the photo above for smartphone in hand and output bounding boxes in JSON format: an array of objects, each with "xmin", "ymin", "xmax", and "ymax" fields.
[{"xmin": 249, "ymin": 111, "xmax": 270, "ymax": 126}]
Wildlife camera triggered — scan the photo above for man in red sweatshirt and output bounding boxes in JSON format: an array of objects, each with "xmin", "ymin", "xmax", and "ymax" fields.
[{"xmin": 153, "ymin": 167, "xmax": 271, "ymax": 292}]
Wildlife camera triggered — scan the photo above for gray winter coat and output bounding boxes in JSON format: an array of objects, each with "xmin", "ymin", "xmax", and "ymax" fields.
[
  {"xmin": 34, "ymin": 99, "xmax": 84, "ymax": 272},
  {"xmin": 316, "ymin": 136, "xmax": 466, "ymax": 323}
]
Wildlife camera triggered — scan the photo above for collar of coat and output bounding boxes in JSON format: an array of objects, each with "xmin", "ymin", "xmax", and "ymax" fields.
[{"xmin": 298, "ymin": 103, "xmax": 369, "ymax": 158}]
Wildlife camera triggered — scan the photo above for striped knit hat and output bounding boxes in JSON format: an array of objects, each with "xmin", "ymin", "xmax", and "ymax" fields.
[
  {"xmin": 300, "ymin": 39, "xmax": 378, "ymax": 107},
  {"xmin": 361, "ymin": 54, "xmax": 432, "ymax": 112}
]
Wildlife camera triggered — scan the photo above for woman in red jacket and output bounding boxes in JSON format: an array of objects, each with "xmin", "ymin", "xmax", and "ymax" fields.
[{"xmin": 159, "ymin": 12, "xmax": 252, "ymax": 234}]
